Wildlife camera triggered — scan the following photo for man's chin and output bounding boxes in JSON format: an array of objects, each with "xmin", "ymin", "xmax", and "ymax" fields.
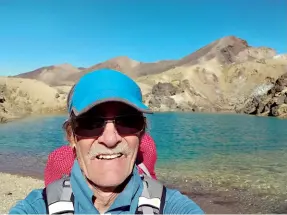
[
  {"xmin": 88, "ymin": 172, "xmax": 130, "ymax": 189},
  {"xmin": 87, "ymin": 165, "xmax": 133, "ymax": 188}
]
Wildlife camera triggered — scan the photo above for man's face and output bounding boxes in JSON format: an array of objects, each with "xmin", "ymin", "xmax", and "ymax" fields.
[{"xmin": 70, "ymin": 102, "xmax": 145, "ymax": 188}]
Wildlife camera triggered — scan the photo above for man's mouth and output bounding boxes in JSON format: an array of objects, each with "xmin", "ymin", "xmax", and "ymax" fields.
[{"xmin": 95, "ymin": 153, "xmax": 123, "ymax": 160}]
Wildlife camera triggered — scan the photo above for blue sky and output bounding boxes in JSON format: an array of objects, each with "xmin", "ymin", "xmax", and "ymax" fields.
[{"xmin": 0, "ymin": 0, "xmax": 286, "ymax": 76}]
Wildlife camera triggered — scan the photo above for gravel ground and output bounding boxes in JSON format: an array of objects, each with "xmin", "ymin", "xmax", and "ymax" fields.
[
  {"xmin": 1, "ymin": 172, "xmax": 287, "ymax": 214},
  {"xmin": 0, "ymin": 173, "xmax": 43, "ymax": 213}
]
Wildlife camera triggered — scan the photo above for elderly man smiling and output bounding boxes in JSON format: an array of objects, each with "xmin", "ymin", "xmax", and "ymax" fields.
[{"xmin": 9, "ymin": 69, "xmax": 204, "ymax": 214}]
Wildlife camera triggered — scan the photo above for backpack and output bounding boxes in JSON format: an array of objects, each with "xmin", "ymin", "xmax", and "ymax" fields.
[{"xmin": 45, "ymin": 165, "xmax": 166, "ymax": 215}]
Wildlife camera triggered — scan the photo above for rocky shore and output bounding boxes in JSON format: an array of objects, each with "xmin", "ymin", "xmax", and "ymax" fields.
[{"xmin": 237, "ymin": 72, "xmax": 287, "ymax": 118}]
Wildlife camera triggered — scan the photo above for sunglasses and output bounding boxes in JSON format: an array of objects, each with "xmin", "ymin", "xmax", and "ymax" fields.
[{"xmin": 70, "ymin": 114, "xmax": 146, "ymax": 138}]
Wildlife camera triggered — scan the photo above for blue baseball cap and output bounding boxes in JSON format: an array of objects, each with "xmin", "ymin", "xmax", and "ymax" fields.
[{"xmin": 68, "ymin": 69, "xmax": 152, "ymax": 116}]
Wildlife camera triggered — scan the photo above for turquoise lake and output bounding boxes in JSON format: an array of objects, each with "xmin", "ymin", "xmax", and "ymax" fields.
[{"xmin": 0, "ymin": 113, "xmax": 287, "ymax": 197}]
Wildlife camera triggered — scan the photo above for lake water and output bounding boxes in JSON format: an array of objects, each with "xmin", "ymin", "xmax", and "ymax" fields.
[{"xmin": 0, "ymin": 113, "xmax": 287, "ymax": 198}]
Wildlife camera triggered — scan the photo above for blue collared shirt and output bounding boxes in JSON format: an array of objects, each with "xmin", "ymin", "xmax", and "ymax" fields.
[{"xmin": 9, "ymin": 161, "xmax": 204, "ymax": 214}]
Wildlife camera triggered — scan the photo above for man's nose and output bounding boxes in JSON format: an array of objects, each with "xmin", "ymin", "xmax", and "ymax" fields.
[{"xmin": 97, "ymin": 121, "xmax": 122, "ymax": 147}]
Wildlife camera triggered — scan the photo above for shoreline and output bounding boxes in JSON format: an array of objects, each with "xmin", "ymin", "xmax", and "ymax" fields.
[
  {"xmin": 1, "ymin": 110, "xmax": 286, "ymax": 125},
  {"xmin": 0, "ymin": 111, "xmax": 68, "ymax": 124},
  {"xmin": 1, "ymin": 171, "xmax": 287, "ymax": 214}
]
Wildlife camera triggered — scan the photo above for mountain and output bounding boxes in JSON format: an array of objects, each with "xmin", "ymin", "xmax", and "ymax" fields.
[
  {"xmin": 14, "ymin": 63, "xmax": 81, "ymax": 86},
  {"xmin": 15, "ymin": 36, "xmax": 277, "ymax": 86},
  {"xmin": 66, "ymin": 56, "xmax": 141, "ymax": 83},
  {"xmin": 66, "ymin": 56, "xmax": 178, "ymax": 83},
  {"xmin": 134, "ymin": 36, "xmax": 283, "ymax": 112},
  {"xmin": 66, "ymin": 36, "xmax": 268, "ymax": 83},
  {"xmin": 7, "ymin": 35, "xmax": 287, "ymax": 119}
]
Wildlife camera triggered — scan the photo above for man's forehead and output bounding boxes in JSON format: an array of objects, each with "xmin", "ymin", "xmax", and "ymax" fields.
[{"xmin": 85, "ymin": 101, "xmax": 140, "ymax": 116}]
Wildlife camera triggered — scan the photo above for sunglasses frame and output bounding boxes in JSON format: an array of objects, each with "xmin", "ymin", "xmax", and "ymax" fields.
[{"xmin": 70, "ymin": 114, "xmax": 146, "ymax": 138}]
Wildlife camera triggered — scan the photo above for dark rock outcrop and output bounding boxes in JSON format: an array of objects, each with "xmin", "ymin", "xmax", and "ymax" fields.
[
  {"xmin": 151, "ymin": 83, "xmax": 177, "ymax": 97},
  {"xmin": 238, "ymin": 73, "xmax": 287, "ymax": 118},
  {"xmin": 144, "ymin": 80, "xmax": 201, "ymax": 112},
  {"xmin": 148, "ymin": 95, "xmax": 177, "ymax": 110}
]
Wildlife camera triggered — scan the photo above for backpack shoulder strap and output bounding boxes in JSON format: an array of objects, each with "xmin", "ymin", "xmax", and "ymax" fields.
[
  {"xmin": 137, "ymin": 163, "xmax": 152, "ymax": 178},
  {"xmin": 45, "ymin": 172, "xmax": 166, "ymax": 215},
  {"xmin": 45, "ymin": 176, "xmax": 74, "ymax": 215},
  {"xmin": 136, "ymin": 175, "xmax": 166, "ymax": 214}
]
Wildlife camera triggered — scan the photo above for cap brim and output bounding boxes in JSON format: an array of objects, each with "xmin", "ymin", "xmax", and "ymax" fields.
[{"xmin": 71, "ymin": 90, "xmax": 153, "ymax": 117}]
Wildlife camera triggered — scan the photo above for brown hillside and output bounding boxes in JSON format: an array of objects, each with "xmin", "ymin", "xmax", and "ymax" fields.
[
  {"xmin": 9, "ymin": 35, "xmax": 286, "ymax": 118},
  {"xmin": 66, "ymin": 36, "xmax": 276, "ymax": 83},
  {"xmin": 14, "ymin": 64, "xmax": 81, "ymax": 86},
  {"xmin": 15, "ymin": 36, "xmax": 276, "ymax": 86}
]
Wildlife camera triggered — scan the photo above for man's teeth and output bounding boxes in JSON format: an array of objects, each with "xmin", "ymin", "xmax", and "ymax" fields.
[{"xmin": 96, "ymin": 153, "xmax": 123, "ymax": 160}]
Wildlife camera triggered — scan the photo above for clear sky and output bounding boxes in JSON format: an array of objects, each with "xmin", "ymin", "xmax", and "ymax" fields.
[{"xmin": 0, "ymin": 0, "xmax": 286, "ymax": 76}]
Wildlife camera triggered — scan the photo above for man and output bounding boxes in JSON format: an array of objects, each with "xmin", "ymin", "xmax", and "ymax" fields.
[
  {"xmin": 9, "ymin": 69, "xmax": 204, "ymax": 214},
  {"xmin": 44, "ymin": 86, "xmax": 157, "ymax": 187}
]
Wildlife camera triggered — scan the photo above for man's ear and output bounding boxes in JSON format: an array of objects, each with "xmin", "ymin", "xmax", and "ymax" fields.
[
  {"xmin": 138, "ymin": 131, "xmax": 145, "ymax": 143},
  {"xmin": 63, "ymin": 121, "xmax": 77, "ymax": 148},
  {"xmin": 139, "ymin": 119, "xmax": 147, "ymax": 140},
  {"xmin": 68, "ymin": 130, "xmax": 77, "ymax": 148},
  {"xmin": 69, "ymin": 135, "xmax": 77, "ymax": 148}
]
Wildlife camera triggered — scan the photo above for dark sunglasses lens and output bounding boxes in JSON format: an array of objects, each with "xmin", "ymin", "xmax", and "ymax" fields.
[
  {"xmin": 116, "ymin": 115, "xmax": 145, "ymax": 135},
  {"xmin": 72, "ymin": 117, "xmax": 105, "ymax": 137}
]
